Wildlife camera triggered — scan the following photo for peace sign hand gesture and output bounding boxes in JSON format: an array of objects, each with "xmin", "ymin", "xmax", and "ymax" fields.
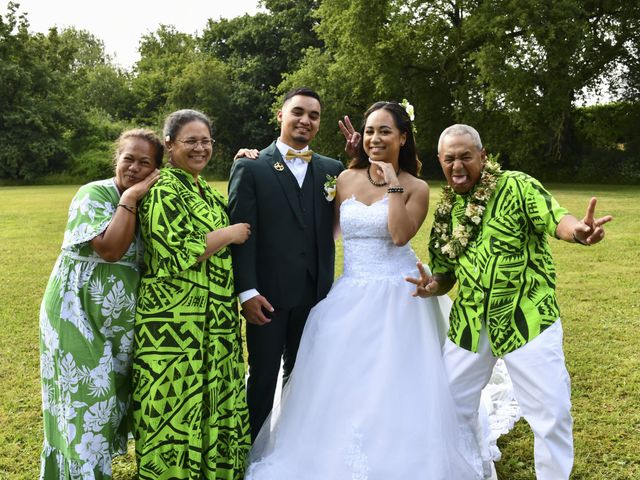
[
  {"xmin": 573, "ymin": 197, "xmax": 613, "ymax": 245},
  {"xmin": 338, "ymin": 115, "xmax": 361, "ymax": 160}
]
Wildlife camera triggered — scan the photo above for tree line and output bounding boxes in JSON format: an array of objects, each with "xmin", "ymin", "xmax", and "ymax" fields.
[{"xmin": 1, "ymin": 0, "xmax": 638, "ymax": 183}]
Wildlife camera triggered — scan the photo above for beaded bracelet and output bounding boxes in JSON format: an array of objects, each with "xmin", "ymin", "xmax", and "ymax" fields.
[
  {"xmin": 118, "ymin": 203, "xmax": 137, "ymax": 215},
  {"xmin": 572, "ymin": 232, "xmax": 589, "ymax": 246},
  {"xmin": 387, "ymin": 186, "xmax": 404, "ymax": 194}
]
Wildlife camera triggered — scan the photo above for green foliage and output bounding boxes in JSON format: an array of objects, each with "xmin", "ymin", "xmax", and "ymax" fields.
[
  {"xmin": 571, "ymin": 102, "xmax": 640, "ymax": 183},
  {"xmin": 166, "ymin": 57, "xmax": 235, "ymax": 178},
  {"xmin": 199, "ymin": 0, "xmax": 322, "ymax": 154},
  {"xmin": 131, "ymin": 25, "xmax": 199, "ymax": 125},
  {"xmin": 1, "ymin": 1, "xmax": 638, "ymax": 183},
  {"xmin": 0, "ymin": 4, "xmax": 71, "ymax": 179}
]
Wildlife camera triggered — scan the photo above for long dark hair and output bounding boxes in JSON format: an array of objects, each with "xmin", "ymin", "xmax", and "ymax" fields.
[{"xmin": 349, "ymin": 101, "xmax": 420, "ymax": 176}]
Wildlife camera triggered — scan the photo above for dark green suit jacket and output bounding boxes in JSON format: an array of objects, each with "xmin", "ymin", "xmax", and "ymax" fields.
[{"xmin": 228, "ymin": 142, "xmax": 344, "ymax": 310}]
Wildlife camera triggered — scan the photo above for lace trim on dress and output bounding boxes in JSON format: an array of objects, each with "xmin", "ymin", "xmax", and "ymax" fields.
[
  {"xmin": 344, "ymin": 425, "xmax": 369, "ymax": 480},
  {"xmin": 481, "ymin": 359, "xmax": 522, "ymax": 461}
]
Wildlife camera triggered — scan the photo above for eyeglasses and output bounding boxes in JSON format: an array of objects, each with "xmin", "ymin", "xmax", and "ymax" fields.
[{"xmin": 176, "ymin": 138, "xmax": 215, "ymax": 149}]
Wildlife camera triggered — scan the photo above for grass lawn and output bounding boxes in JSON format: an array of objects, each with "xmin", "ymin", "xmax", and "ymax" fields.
[{"xmin": 0, "ymin": 180, "xmax": 638, "ymax": 479}]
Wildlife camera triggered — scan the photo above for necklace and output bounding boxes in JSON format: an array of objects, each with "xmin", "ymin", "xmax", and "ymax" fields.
[
  {"xmin": 366, "ymin": 164, "xmax": 401, "ymax": 187},
  {"xmin": 430, "ymin": 155, "xmax": 502, "ymax": 259},
  {"xmin": 367, "ymin": 164, "xmax": 387, "ymax": 187}
]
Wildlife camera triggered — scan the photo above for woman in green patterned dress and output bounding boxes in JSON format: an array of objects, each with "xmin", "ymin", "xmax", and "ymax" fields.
[
  {"xmin": 133, "ymin": 109, "xmax": 252, "ymax": 479},
  {"xmin": 39, "ymin": 129, "xmax": 163, "ymax": 478}
]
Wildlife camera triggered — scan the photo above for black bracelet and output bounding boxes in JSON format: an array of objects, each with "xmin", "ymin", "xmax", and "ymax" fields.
[
  {"xmin": 387, "ymin": 186, "xmax": 404, "ymax": 194},
  {"xmin": 118, "ymin": 203, "xmax": 137, "ymax": 215},
  {"xmin": 572, "ymin": 232, "xmax": 589, "ymax": 246}
]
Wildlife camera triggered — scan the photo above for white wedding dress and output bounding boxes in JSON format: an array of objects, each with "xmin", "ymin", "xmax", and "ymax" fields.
[{"xmin": 245, "ymin": 196, "xmax": 518, "ymax": 480}]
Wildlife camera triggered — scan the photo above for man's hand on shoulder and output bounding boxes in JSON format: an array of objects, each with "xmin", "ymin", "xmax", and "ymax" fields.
[
  {"xmin": 234, "ymin": 148, "xmax": 260, "ymax": 161},
  {"xmin": 241, "ymin": 295, "xmax": 274, "ymax": 325}
]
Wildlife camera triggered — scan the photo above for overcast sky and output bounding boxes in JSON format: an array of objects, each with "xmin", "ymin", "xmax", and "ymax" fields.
[{"xmin": 8, "ymin": 0, "xmax": 263, "ymax": 68}]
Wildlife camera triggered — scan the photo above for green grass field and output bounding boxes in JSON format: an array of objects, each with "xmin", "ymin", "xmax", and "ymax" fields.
[{"xmin": 1, "ymin": 181, "xmax": 638, "ymax": 479}]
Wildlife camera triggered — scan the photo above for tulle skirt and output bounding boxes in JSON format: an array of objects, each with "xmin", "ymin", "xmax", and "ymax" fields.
[{"xmin": 245, "ymin": 272, "xmax": 484, "ymax": 480}]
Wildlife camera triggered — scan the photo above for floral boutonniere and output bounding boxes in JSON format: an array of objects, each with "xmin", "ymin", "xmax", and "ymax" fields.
[{"xmin": 323, "ymin": 174, "xmax": 337, "ymax": 201}]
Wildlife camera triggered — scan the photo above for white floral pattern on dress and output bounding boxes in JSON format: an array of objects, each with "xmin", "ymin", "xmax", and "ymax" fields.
[{"xmin": 40, "ymin": 178, "xmax": 140, "ymax": 479}]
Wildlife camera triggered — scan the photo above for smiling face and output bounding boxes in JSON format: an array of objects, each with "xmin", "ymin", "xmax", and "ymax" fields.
[
  {"xmin": 114, "ymin": 137, "xmax": 159, "ymax": 191},
  {"xmin": 363, "ymin": 108, "xmax": 407, "ymax": 165},
  {"xmin": 438, "ymin": 133, "xmax": 486, "ymax": 194},
  {"xmin": 277, "ymin": 94, "xmax": 321, "ymax": 149},
  {"xmin": 166, "ymin": 120, "xmax": 212, "ymax": 178}
]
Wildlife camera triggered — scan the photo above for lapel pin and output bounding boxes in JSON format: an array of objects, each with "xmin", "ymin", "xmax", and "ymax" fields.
[{"xmin": 274, "ymin": 161, "xmax": 285, "ymax": 172}]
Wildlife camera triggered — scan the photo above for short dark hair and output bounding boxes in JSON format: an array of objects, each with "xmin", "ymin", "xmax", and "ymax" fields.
[
  {"xmin": 350, "ymin": 101, "xmax": 420, "ymax": 176},
  {"xmin": 113, "ymin": 128, "xmax": 164, "ymax": 168},
  {"xmin": 282, "ymin": 86, "xmax": 322, "ymax": 108},
  {"xmin": 163, "ymin": 109, "xmax": 213, "ymax": 140}
]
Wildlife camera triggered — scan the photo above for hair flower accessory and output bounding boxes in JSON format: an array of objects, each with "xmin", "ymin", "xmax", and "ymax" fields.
[
  {"xmin": 430, "ymin": 155, "xmax": 502, "ymax": 259},
  {"xmin": 323, "ymin": 174, "xmax": 337, "ymax": 201},
  {"xmin": 400, "ymin": 99, "xmax": 415, "ymax": 121},
  {"xmin": 400, "ymin": 98, "xmax": 417, "ymax": 136}
]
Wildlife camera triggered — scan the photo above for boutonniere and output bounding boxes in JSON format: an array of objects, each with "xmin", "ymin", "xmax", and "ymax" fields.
[
  {"xmin": 323, "ymin": 174, "xmax": 337, "ymax": 201},
  {"xmin": 273, "ymin": 161, "xmax": 285, "ymax": 171}
]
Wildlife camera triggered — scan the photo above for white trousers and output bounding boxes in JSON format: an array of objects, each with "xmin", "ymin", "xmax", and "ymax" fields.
[{"xmin": 444, "ymin": 320, "xmax": 574, "ymax": 480}]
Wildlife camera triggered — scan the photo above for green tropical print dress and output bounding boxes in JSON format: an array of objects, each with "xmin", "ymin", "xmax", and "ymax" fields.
[
  {"xmin": 40, "ymin": 178, "xmax": 142, "ymax": 479},
  {"xmin": 133, "ymin": 168, "xmax": 250, "ymax": 479}
]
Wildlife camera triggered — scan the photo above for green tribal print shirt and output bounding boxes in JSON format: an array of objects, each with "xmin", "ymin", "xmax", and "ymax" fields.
[{"xmin": 430, "ymin": 171, "xmax": 569, "ymax": 356}]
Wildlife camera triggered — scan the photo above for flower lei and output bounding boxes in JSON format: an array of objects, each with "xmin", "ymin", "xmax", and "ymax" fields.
[{"xmin": 431, "ymin": 155, "xmax": 502, "ymax": 259}]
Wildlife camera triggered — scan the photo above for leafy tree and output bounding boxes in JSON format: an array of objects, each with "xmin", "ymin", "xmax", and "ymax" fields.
[
  {"xmin": 131, "ymin": 25, "xmax": 198, "ymax": 125},
  {"xmin": 467, "ymin": 0, "xmax": 640, "ymax": 177},
  {"xmin": 280, "ymin": 0, "xmax": 640, "ymax": 180},
  {"xmin": 0, "ymin": 4, "xmax": 83, "ymax": 179},
  {"xmin": 199, "ymin": 0, "xmax": 322, "ymax": 153},
  {"xmin": 167, "ymin": 56, "xmax": 236, "ymax": 176}
]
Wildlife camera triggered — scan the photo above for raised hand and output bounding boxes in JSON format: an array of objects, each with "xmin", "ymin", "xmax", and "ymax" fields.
[
  {"xmin": 573, "ymin": 197, "xmax": 613, "ymax": 245},
  {"xmin": 369, "ymin": 158, "xmax": 399, "ymax": 186},
  {"xmin": 121, "ymin": 168, "xmax": 160, "ymax": 203},
  {"xmin": 338, "ymin": 115, "xmax": 361, "ymax": 159},
  {"xmin": 406, "ymin": 262, "xmax": 438, "ymax": 298}
]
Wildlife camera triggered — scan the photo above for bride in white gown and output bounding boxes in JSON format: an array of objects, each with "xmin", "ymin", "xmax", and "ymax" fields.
[{"xmin": 245, "ymin": 102, "xmax": 516, "ymax": 480}]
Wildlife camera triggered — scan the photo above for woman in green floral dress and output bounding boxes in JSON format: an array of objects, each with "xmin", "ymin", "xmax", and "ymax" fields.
[
  {"xmin": 133, "ymin": 109, "xmax": 251, "ymax": 479},
  {"xmin": 39, "ymin": 129, "xmax": 163, "ymax": 479}
]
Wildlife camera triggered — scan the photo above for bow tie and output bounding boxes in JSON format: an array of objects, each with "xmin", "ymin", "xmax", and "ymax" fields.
[{"xmin": 285, "ymin": 149, "xmax": 313, "ymax": 163}]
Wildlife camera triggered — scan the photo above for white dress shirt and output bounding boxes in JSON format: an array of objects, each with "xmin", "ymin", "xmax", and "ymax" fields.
[{"xmin": 276, "ymin": 139, "xmax": 310, "ymax": 188}]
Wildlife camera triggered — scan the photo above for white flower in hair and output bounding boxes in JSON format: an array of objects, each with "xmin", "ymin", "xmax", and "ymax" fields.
[{"xmin": 401, "ymin": 99, "xmax": 415, "ymax": 121}]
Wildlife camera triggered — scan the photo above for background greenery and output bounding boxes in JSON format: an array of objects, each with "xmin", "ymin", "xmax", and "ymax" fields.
[
  {"xmin": 0, "ymin": 181, "xmax": 638, "ymax": 479},
  {"xmin": 1, "ymin": 0, "xmax": 639, "ymax": 184}
]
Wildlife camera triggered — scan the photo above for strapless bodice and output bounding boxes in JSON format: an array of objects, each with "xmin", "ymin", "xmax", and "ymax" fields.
[{"xmin": 340, "ymin": 196, "xmax": 419, "ymax": 280}]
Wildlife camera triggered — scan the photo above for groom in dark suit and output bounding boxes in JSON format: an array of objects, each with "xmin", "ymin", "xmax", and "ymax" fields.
[{"xmin": 228, "ymin": 87, "xmax": 344, "ymax": 438}]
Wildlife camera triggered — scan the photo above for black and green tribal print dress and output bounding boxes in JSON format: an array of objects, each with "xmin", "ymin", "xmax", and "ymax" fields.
[{"xmin": 133, "ymin": 168, "xmax": 250, "ymax": 479}]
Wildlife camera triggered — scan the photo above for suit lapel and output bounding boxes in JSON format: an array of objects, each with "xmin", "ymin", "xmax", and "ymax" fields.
[{"xmin": 265, "ymin": 143, "xmax": 305, "ymax": 227}]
